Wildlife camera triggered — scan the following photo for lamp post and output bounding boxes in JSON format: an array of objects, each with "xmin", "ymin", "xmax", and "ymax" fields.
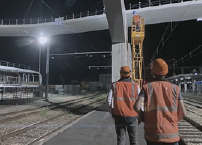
[
  {"xmin": 39, "ymin": 44, "xmax": 41, "ymax": 74},
  {"xmin": 38, "ymin": 36, "xmax": 48, "ymax": 73},
  {"xmin": 38, "ymin": 36, "xmax": 49, "ymax": 101},
  {"xmin": 45, "ymin": 41, "xmax": 50, "ymax": 102}
]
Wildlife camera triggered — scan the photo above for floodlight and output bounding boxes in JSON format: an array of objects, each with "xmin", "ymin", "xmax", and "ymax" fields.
[{"xmin": 38, "ymin": 36, "xmax": 48, "ymax": 44}]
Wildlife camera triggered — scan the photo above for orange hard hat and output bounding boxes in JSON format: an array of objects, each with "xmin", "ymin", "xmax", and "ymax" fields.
[
  {"xmin": 150, "ymin": 58, "xmax": 168, "ymax": 76},
  {"xmin": 120, "ymin": 66, "xmax": 131, "ymax": 77}
]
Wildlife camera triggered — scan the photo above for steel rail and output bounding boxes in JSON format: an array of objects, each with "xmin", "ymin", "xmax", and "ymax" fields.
[
  {"xmin": 0, "ymin": 93, "xmax": 102, "ymax": 124},
  {"xmin": 49, "ymin": 93, "xmax": 102, "ymax": 110},
  {"xmin": 0, "ymin": 110, "xmax": 42, "ymax": 123},
  {"xmin": 179, "ymin": 109, "xmax": 202, "ymax": 145},
  {"xmin": 27, "ymin": 98, "xmax": 106, "ymax": 145},
  {"xmin": 179, "ymin": 120, "xmax": 202, "ymax": 145},
  {"xmin": 0, "ymin": 113, "xmax": 65, "ymax": 141},
  {"xmin": 0, "ymin": 96, "xmax": 106, "ymax": 142},
  {"xmin": 0, "ymin": 93, "xmax": 101, "ymax": 120},
  {"xmin": 26, "ymin": 115, "xmax": 81, "ymax": 145}
]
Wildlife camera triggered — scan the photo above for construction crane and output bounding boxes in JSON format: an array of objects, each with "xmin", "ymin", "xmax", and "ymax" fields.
[{"xmin": 131, "ymin": 13, "xmax": 145, "ymax": 89}]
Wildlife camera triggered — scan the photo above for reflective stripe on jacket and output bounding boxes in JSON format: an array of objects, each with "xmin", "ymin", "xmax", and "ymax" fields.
[
  {"xmin": 143, "ymin": 81, "xmax": 180, "ymax": 143},
  {"xmin": 111, "ymin": 81, "xmax": 138, "ymax": 117}
]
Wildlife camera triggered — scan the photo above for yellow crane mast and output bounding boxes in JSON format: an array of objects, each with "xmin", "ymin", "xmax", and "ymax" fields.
[{"xmin": 131, "ymin": 14, "xmax": 145, "ymax": 88}]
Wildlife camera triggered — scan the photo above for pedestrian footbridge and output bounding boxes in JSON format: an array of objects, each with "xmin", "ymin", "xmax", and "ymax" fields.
[{"xmin": 0, "ymin": 0, "xmax": 201, "ymax": 37}]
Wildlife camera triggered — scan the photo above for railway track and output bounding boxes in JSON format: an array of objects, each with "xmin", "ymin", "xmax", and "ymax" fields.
[
  {"xmin": 179, "ymin": 96, "xmax": 202, "ymax": 145},
  {"xmin": 183, "ymin": 95, "xmax": 202, "ymax": 103},
  {"xmin": 179, "ymin": 120, "xmax": 202, "ymax": 145},
  {"xmin": 0, "ymin": 93, "xmax": 102, "ymax": 123},
  {"xmin": 0, "ymin": 93, "xmax": 107, "ymax": 145}
]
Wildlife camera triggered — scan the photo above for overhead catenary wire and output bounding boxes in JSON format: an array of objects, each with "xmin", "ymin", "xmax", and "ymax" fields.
[
  {"xmin": 36, "ymin": 0, "xmax": 103, "ymax": 52},
  {"xmin": 22, "ymin": 0, "xmax": 35, "ymax": 21},
  {"xmin": 49, "ymin": 51, "xmax": 111, "ymax": 56},
  {"xmin": 21, "ymin": 0, "xmax": 103, "ymax": 52},
  {"xmin": 149, "ymin": 0, "xmax": 192, "ymax": 63},
  {"xmin": 150, "ymin": 22, "xmax": 170, "ymax": 62},
  {"xmin": 89, "ymin": 66, "xmax": 111, "ymax": 69},
  {"xmin": 71, "ymin": 56, "xmax": 90, "ymax": 69},
  {"xmin": 77, "ymin": 33, "xmax": 100, "ymax": 51},
  {"xmin": 45, "ymin": 10, "xmax": 103, "ymax": 51},
  {"xmin": 22, "ymin": 0, "xmax": 57, "ymax": 22},
  {"xmin": 173, "ymin": 44, "xmax": 202, "ymax": 66},
  {"xmin": 52, "ymin": 51, "xmax": 111, "ymax": 70},
  {"xmin": 39, "ymin": 0, "xmax": 59, "ymax": 16},
  {"xmin": 40, "ymin": 0, "xmax": 52, "ymax": 10},
  {"xmin": 60, "ymin": 21, "xmax": 102, "ymax": 51},
  {"xmin": 19, "ymin": 0, "xmax": 57, "ymax": 37}
]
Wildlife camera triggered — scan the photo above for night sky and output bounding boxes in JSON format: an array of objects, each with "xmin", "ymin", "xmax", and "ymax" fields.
[{"xmin": 0, "ymin": 0, "xmax": 201, "ymax": 84}]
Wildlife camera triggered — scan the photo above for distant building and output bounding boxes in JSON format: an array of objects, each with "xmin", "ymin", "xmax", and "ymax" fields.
[
  {"xmin": 89, "ymin": 82, "xmax": 102, "ymax": 91},
  {"xmin": 99, "ymin": 74, "xmax": 112, "ymax": 90},
  {"xmin": 53, "ymin": 85, "xmax": 80, "ymax": 95}
]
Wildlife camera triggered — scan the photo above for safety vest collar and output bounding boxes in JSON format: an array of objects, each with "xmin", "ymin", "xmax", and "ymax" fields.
[{"xmin": 118, "ymin": 77, "xmax": 132, "ymax": 82}]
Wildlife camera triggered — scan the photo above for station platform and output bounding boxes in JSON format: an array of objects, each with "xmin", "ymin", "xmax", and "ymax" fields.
[{"xmin": 35, "ymin": 104, "xmax": 146, "ymax": 145}]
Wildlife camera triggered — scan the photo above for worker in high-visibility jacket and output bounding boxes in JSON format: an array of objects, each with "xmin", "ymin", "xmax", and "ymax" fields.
[
  {"xmin": 106, "ymin": 66, "xmax": 140, "ymax": 145},
  {"xmin": 134, "ymin": 58, "xmax": 186, "ymax": 145}
]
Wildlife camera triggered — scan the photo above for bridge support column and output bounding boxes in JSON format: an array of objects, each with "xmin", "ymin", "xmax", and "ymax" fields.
[
  {"xmin": 103, "ymin": 0, "xmax": 132, "ymax": 82},
  {"xmin": 112, "ymin": 43, "xmax": 132, "ymax": 82}
]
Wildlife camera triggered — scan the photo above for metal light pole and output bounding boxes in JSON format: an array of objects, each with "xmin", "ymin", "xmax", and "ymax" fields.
[
  {"xmin": 38, "ymin": 37, "xmax": 48, "ymax": 74},
  {"xmin": 38, "ymin": 36, "xmax": 49, "ymax": 101},
  {"xmin": 45, "ymin": 41, "xmax": 50, "ymax": 102},
  {"xmin": 39, "ymin": 44, "xmax": 42, "ymax": 74}
]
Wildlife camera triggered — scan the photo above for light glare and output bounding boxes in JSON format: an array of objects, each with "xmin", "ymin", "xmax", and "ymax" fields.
[
  {"xmin": 197, "ymin": 18, "xmax": 202, "ymax": 21},
  {"xmin": 38, "ymin": 37, "xmax": 48, "ymax": 44}
]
